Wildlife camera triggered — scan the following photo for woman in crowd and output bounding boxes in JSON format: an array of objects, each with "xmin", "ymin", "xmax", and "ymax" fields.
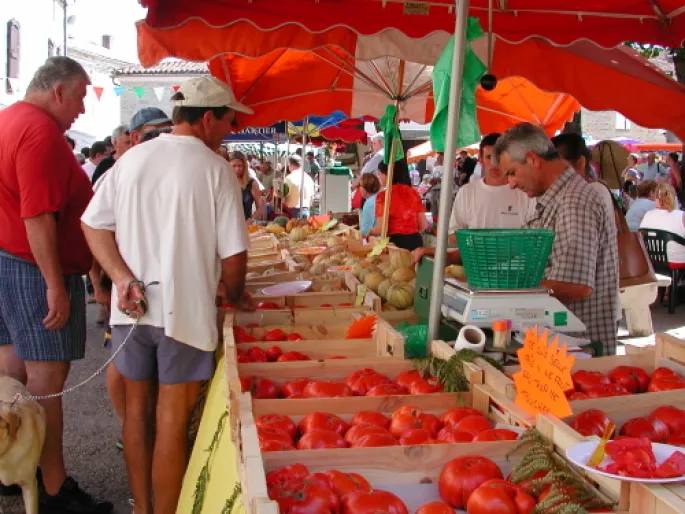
[
  {"xmin": 640, "ymin": 183, "xmax": 685, "ymax": 263},
  {"xmin": 623, "ymin": 153, "xmax": 641, "ymax": 184},
  {"xmin": 666, "ymin": 152, "xmax": 683, "ymax": 205},
  {"xmin": 625, "ymin": 180, "xmax": 657, "ymax": 231},
  {"xmin": 370, "ymin": 159, "xmax": 427, "ymax": 251},
  {"xmin": 359, "ymin": 173, "xmax": 381, "ymax": 237},
  {"xmin": 229, "ymin": 150, "xmax": 265, "ymax": 223}
]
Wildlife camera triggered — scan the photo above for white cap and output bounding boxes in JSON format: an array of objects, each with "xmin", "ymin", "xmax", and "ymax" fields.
[{"xmin": 171, "ymin": 76, "xmax": 253, "ymax": 114}]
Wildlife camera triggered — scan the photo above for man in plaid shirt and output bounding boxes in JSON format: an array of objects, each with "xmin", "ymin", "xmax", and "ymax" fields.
[{"xmin": 493, "ymin": 123, "xmax": 619, "ymax": 355}]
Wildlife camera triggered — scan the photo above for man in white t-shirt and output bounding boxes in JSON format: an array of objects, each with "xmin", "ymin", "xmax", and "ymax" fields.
[
  {"xmin": 81, "ymin": 76, "xmax": 252, "ymax": 513},
  {"xmin": 413, "ymin": 133, "xmax": 535, "ymax": 263},
  {"xmin": 284, "ymin": 154, "xmax": 315, "ymax": 217}
]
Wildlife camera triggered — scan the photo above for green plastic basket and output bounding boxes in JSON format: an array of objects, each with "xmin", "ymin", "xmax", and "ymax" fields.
[{"xmin": 456, "ymin": 229, "xmax": 555, "ymax": 289}]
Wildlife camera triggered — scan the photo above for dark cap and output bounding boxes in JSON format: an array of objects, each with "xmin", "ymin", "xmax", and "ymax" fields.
[{"xmin": 129, "ymin": 107, "xmax": 171, "ymax": 132}]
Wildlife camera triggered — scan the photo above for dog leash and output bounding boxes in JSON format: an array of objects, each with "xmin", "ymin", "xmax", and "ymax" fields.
[{"xmin": 10, "ymin": 280, "xmax": 158, "ymax": 404}]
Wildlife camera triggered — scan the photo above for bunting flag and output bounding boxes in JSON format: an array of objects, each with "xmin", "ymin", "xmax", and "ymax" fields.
[
  {"xmin": 154, "ymin": 87, "xmax": 166, "ymax": 101},
  {"xmin": 133, "ymin": 87, "xmax": 146, "ymax": 99},
  {"xmin": 92, "ymin": 86, "xmax": 104, "ymax": 101},
  {"xmin": 172, "ymin": 85, "xmax": 181, "ymax": 92},
  {"xmin": 113, "ymin": 86, "xmax": 126, "ymax": 97}
]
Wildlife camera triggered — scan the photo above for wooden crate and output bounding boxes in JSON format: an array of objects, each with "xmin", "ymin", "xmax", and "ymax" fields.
[
  {"xmin": 248, "ymin": 251, "xmax": 282, "ymax": 264},
  {"xmin": 475, "ymin": 332, "xmax": 685, "ymax": 403},
  {"xmin": 247, "ymin": 260, "xmax": 289, "ymax": 275},
  {"xmin": 471, "ymin": 382, "xmax": 535, "ymax": 428},
  {"xmin": 237, "ymin": 394, "xmax": 625, "ymax": 514},
  {"xmin": 249, "ymin": 233, "xmax": 281, "ymax": 251}
]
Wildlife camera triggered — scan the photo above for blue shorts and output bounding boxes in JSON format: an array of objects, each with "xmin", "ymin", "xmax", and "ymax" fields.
[{"xmin": 0, "ymin": 251, "xmax": 86, "ymax": 361}]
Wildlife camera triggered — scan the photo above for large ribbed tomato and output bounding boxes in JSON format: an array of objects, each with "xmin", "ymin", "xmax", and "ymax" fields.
[
  {"xmin": 298, "ymin": 412, "xmax": 348, "ymax": 436},
  {"xmin": 256, "ymin": 414, "xmax": 297, "ymax": 440},
  {"xmin": 352, "ymin": 432, "xmax": 399, "ymax": 448},
  {"xmin": 608, "ymin": 366, "xmax": 650, "ymax": 394},
  {"xmin": 415, "ymin": 502, "xmax": 454, "ymax": 514},
  {"xmin": 466, "ymin": 480, "xmax": 536, "ymax": 514},
  {"xmin": 453, "ymin": 415, "xmax": 492, "ymax": 437},
  {"xmin": 652, "ymin": 406, "xmax": 685, "ymax": 434},
  {"xmin": 281, "ymin": 378, "xmax": 312, "ymax": 398},
  {"xmin": 399, "ymin": 428, "xmax": 433, "ymax": 445},
  {"xmin": 266, "ymin": 463, "xmax": 309, "ymax": 488},
  {"xmin": 619, "ymin": 416, "xmax": 670, "ymax": 443},
  {"xmin": 572, "ymin": 370, "xmax": 611, "ymax": 393},
  {"xmin": 351, "ymin": 373, "xmax": 392, "ymax": 396},
  {"xmin": 345, "ymin": 368, "xmax": 379, "ymax": 387},
  {"xmin": 342, "ymin": 490, "xmax": 408, "ymax": 514},
  {"xmin": 350, "ymin": 411, "xmax": 390, "ymax": 429},
  {"xmin": 438, "ymin": 456, "xmax": 503, "ymax": 508},
  {"xmin": 440, "ymin": 407, "xmax": 484, "ymax": 427},
  {"xmin": 570, "ymin": 409, "xmax": 614, "ymax": 437},
  {"xmin": 325, "ymin": 470, "xmax": 372, "ymax": 499},
  {"xmin": 344, "ymin": 424, "xmax": 391, "ymax": 446},
  {"xmin": 436, "ymin": 426, "xmax": 474, "ymax": 443},
  {"xmin": 303, "ymin": 380, "xmax": 353, "ymax": 398},
  {"xmin": 297, "ymin": 429, "xmax": 348, "ymax": 450}
]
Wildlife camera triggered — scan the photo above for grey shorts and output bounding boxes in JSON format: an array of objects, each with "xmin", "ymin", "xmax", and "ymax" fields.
[{"xmin": 110, "ymin": 325, "xmax": 215, "ymax": 385}]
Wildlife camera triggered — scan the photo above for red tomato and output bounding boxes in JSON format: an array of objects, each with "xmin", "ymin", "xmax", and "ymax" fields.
[
  {"xmin": 256, "ymin": 301, "xmax": 283, "ymax": 310},
  {"xmin": 251, "ymin": 378, "xmax": 280, "ymax": 399},
  {"xmin": 321, "ymin": 303, "xmax": 334, "ymax": 308},
  {"xmin": 281, "ymin": 378, "xmax": 312, "ymax": 398},
  {"xmin": 287, "ymin": 333, "xmax": 306, "ymax": 341},
  {"xmin": 247, "ymin": 347, "xmax": 268, "ymax": 363},
  {"xmin": 270, "ymin": 481, "xmax": 340, "ymax": 513},
  {"xmin": 346, "ymin": 368, "xmax": 380, "ymax": 388},
  {"xmin": 437, "ymin": 426, "xmax": 474, "ymax": 443},
  {"xmin": 399, "ymin": 428, "xmax": 433, "ymax": 445},
  {"xmin": 303, "ymin": 380, "xmax": 353, "ymax": 398},
  {"xmin": 350, "ymin": 411, "xmax": 390, "ymax": 429},
  {"xmin": 262, "ymin": 328, "xmax": 287, "ymax": 341},
  {"xmin": 260, "ymin": 439, "xmax": 295, "ymax": 452},
  {"xmin": 234, "ymin": 331, "xmax": 259, "ymax": 343},
  {"xmin": 440, "ymin": 407, "xmax": 484, "ymax": 427},
  {"xmin": 567, "ymin": 391, "xmax": 589, "ymax": 401},
  {"xmin": 668, "ymin": 433, "xmax": 685, "ymax": 447},
  {"xmin": 350, "ymin": 373, "xmax": 392, "ymax": 396},
  {"xmin": 278, "ymin": 351, "xmax": 311, "ymax": 362},
  {"xmin": 257, "ymin": 426, "xmax": 293, "ymax": 446},
  {"xmin": 651, "ymin": 406, "xmax": 685, "ymax": 434},
  {"xmin": 344, "ymin": 424, "xmax": 392, "ymax": 446},
  {"xmin": 352, "ymin": 432, "xmax": 399, "ymax": 448},
  {"xmin": 366, "ymin": 384, "xmax": 408, "ymax": 396},
  {"xmin": 572, "ymin": 370, "xmax": 611, "ymax": 393},
  {"xmin": 473, "ymin": 429, "xmax": 519, "ymax": 442},
  {"xmin": 240, "ymin": 376, "xmax": 253, "ymax": 393},
  {"xmin": 395, "ymin": 370, "xmax": 424, "ymax": 390},
  {"xmin": 298, "ymin": 412, "xmax": 349, "ymax": 436},
  {"xmin": 415, "ymin": 501, "xmax": 454, "ymax": 514},
  {"xmin": 338, "ymin": 303, "xmax": 354, "ymax": 307},
  {"xmin": 266, "ymin": 463, "xmax": 309, "ymax": 488},
  {"xmin": 409, "ymin": 379, "xmax": 444, "ymax": 394},
  {"xmin": 325, "ymin": 470, "xmax": 372, "ymax": 499},
  {"xmin": 266, "ymin": 346, "xmax": 283, "ymax": 362},
  {"xmin": 608, "ymin": 365, "xmax": 651, "ymax": 394},
  {"xmin": 570, "ymin": 409, "xmax": 614, "ymax": 437},
  {"xmin": 389, "ymin": 413, "xmax": 422, "ymax": 438},
  {"xmin": 620, "ymin": 416, "xmax": 670, "ymax": 443},
  {"xmin": 648, "ymin": 376, "xmax": 685, "ymax": 392},
  {"xmin": 237, "ymin": 351, "xmax": 253, "ymax": 363},
  {"xmin": 453, "ymin": 415, "xmax": 492, "ymax": 438},
  {"xmin": 438, "ymin": 456, "xmax": 504, "ymax": 508},
  {"xmin": 585, "ymin": 382, "xmax": 632, "ymax": 399},
  {"xmin": 466, "ymin": 479, "xmax": 536, "ymax": 514},
  {"xmin": 514, "ymin": 470, "xmax": 548, "ymax": 496},
  {"xmin": 651, "ymin": 367, "xmax": 680, "ymax": 381},
  {"xmin": 392, "ymin": 405, "xmax": 423, "ymax": 419},
  {"xmin": 421, "ymin": 414, "xmax": 443, "ymax": 437},
  {"xmin": 342, "ymin": 490, "xmax": 408, "ymax": 514},
  {"xmin": 297, "ymin": 429, "xmax": 348, "ymax": 450},
  {"xmin": 233, "ymin": 326, "xmax": 249, "ymax": 337},
  {"xmin": 256, "ymin": 414, "xmax": 297, "ymax": 439},
  {"xmin": 655, "ymin": 450, "xmax": 685, "ymax": 478}
]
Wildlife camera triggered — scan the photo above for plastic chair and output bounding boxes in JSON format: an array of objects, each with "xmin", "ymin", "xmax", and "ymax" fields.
[{"xmin": 639, "ymin": 229, "xmax": 685, "ymax": 314}]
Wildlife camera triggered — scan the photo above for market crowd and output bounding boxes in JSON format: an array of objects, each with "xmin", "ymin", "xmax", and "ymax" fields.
[{"xmin": 0, "ymin": 54, "xmax": 684, "ymax": 514}]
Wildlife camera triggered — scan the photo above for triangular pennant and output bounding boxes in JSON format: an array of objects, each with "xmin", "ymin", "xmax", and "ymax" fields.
[
  {"xmin": 153, "ymin": 87, "xmax": 166, "ymax": 102},
  {"xmin": 92, "ymin": 86, "xmax": 104, "ymax": 101},
  {"xmin": 171, "ymin": 85, "xmax": 181, "ymax": 92},
  {"xmin": 7, "ymin": 78, "xmax": 20, "ymax": 94},
  {"xmin": 113, "ymin": 86, "xmax": 126, "ymax": 97},
  {"xmin": 133, "ymin": 87, "xmax": 146, "ymax": 100}
]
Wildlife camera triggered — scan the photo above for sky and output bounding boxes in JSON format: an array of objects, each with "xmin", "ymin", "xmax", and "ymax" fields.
[{"xmin": 69, "ymin": 0, "xmax": 147, "ymax": 63}]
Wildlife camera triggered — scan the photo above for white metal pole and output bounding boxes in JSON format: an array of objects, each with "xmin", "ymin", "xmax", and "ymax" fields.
[
  {"xmin": 299, "ymin": 117, "xmax": 309, "ymax": 218},
  {"xmin": 427, "ymin": 0, "xmax": 471, "ymax": 346}
]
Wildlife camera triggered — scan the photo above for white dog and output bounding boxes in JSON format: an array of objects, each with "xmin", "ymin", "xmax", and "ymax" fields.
[{"xmin": 0, "ymin": 376, "xmax": 46, "ymax": 514}]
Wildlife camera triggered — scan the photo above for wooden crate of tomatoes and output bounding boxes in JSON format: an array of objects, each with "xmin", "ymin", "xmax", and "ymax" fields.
[{"xmin": 237, "ymin": 390, "xmax": 624, "ymax": 514}]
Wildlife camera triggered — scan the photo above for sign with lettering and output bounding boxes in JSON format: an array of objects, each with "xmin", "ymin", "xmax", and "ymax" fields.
[
  {"xmin": 224, "ymin": 122, "xmax": 286, "ymax": 142},
  {"xmin": 404, "ymin": 2, "xmax": 430, "ymax": 15},
  {"xmin": 513, "ymin": 326, "xmax": 575, "ymax": 419}
]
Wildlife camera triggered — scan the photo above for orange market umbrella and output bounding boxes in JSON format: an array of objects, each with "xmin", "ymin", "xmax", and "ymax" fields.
[{"xmin": 138, "ymin": 1, "xmax": 685, "ymax": 67}]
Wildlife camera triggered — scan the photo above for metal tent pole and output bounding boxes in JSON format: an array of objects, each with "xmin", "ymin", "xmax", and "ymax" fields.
[
  {"xmin": 299, "ymin": 116, "xmax": 309, "ymax": 218},
  {"xmin": 427, "ymin": 0, "xmax": 471, "ymax": 345}
]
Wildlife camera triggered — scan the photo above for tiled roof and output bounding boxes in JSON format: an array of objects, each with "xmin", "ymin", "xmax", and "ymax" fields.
[{"xmin": 114, "ymin": 60, "xmax": 208, "ymax": 77}]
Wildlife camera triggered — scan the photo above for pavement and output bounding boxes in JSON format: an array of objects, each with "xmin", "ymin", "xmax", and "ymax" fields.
[{"xmin": 0, "ymin": 303, "xmax": 130, "ymax": 514}]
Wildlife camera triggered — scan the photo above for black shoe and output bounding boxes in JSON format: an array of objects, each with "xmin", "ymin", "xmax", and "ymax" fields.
[
  {"xmin": 39, "ymin": 477, "xmax": 113, "ymax": 514},
  {"xmin": 0, "ymin": 482, "xmax": 21, "ymax": 496}
]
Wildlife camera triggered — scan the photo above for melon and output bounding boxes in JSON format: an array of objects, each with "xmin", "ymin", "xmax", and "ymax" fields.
[
  {"xmin": 363, "ymin": 271, "xmax": 385, "ymax": 293},
  {"xmin": 351, "ymin": 262, "xmax": 364, "ymax": 278},
  {"xmin": 382, "ymin": 304, "xmax": 398, "ymax": 312},
  {"xmin": 390, "ymin": 248, "xmax": 413, "ymax": 269},
  {"xmin": 289, "ymin": 227, "xmax": 307, "ymax": 242},
  {"xmin": 273, "ymin": 216, "xmax": 289, "ymax": 228},
  {"xmin": 383, "ymin": 267, "xmax": 396, "ymax": 279},
  {"xmin": 445, "ymin": 265, "xmax": 466, "ymax": 280},
  {"xmin": 391, "ymin": 268, "xmax": 416, "ymax": 284},
  {"xmin": 377, "ymin": 279, "xmax": 392, "ymax": 300},
  {"xmin": 387, "ymin": 283, "xmax": 414, "ymax": 309},
  {"xmin": 312, "ymin": 252, "xmax": 330, "ymax": 265},
  {"xmin": 345, "ymin": 257, "xmax": 359, "ymax": 267},
  {"xmin": 266, "ymin": 223, "xmax": 284, "ymax": 234},
  {"xmin": 359, "ymin": 266, "xmax": 379, "ymax": 284},
  {"xmin": 310, "ymin": 263, "xmax": 327, "ymax": 276},
  {"xmin": 327, "ymin": 236, "xmax": 342, "ymax": 248}
]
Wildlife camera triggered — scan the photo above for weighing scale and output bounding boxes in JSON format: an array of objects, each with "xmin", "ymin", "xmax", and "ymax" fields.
[{"xmin": 414, "ymin": 258, "xmax": 586, "ymax": 342}]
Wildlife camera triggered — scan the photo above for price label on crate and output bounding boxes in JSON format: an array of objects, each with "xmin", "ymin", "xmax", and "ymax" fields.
[
  {"xmin": 367, "ymin": 237, "xmax": 389, "ymax": 257},
  {"xmin": 513, "ymin": 326, "xmax": 575, "ymax": 419}
]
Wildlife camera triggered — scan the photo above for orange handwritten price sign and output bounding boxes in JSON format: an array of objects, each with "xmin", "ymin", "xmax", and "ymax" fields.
[{"xmin": 513, "ymin": 326, "xmax": 575, "ymax": 419}]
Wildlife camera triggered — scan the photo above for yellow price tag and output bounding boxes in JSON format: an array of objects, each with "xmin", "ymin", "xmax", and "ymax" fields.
[
  {"xmin": 367, "ymin": 238, "xmax": 389, "ymax": 257},
  {"xmin": 355, "ymin": 285, "xmax": 367, "ymax": 307}
]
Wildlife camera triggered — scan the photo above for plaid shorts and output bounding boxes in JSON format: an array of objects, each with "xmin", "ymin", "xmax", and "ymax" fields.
[{"xmin": 0, "ymin": 251, "xmax": 86, "ymax": 361}]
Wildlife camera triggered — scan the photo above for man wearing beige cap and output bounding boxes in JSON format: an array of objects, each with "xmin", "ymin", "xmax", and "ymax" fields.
[{"xmin": 81, "ymin": 76, "xmax": 252, "ymax": 513}]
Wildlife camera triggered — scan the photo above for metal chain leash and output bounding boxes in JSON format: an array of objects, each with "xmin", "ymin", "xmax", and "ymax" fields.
[{"xmin": 10, "ymin": 280, "xmax": 158, "ymax": 404}]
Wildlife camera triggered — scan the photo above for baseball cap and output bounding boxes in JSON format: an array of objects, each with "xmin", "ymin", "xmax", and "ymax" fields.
[
  {"xmin": 171, "ymin": 76, "xmax": 253, "ymax": 114},
  {"xmin": 129, "ymin": 107, "xmax": 171, "ymax": 132}
]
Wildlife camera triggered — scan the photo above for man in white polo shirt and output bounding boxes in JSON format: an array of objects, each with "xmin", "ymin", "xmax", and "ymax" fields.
[
  {"xmin": 413, "ymin": 133, "xmax": 535, "ymax": 263},
  {"xmin": 81, "ymin": 76, "xmax": 252, "ymax": 513}
]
